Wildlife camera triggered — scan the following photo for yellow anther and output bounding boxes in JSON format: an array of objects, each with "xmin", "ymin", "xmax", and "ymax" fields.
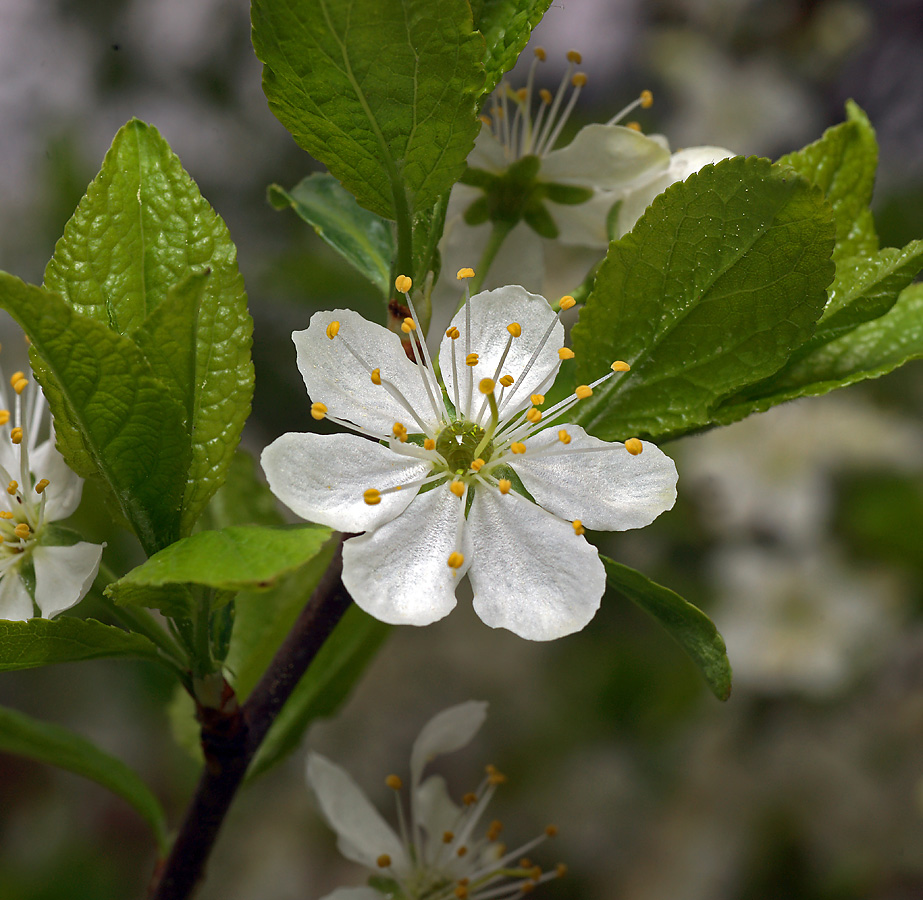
[
  {"xmin": 539, "ymin": 88, "xmax": 552, "ymax": 104},
  {"xmin": 530, "ymin": 393, "xmax": 545, "ymax": 406},
  {"xmin": 492, "ymin": 106, "xmax": 504, "ymax": 120},
  {"xmin": 516, "ymin": 88, "xmax": 528, "ymax": 102},
  {"xmin": 10, "ymin": 371, "xmax": 28, "ymax": 394},
  {"xmin": 572, "ymin": 520, "xmax": 585, "ymax": 536},
  {"xmin": 530, "ymin": 866, "xmax": 543, "ymax": 880},
  {"xmin": 0, "ymin": 511, "xmax": 12, "ymax": 519},
  {"xmin": 479, "ymin": 377, "xmax": 495, "ymax": 394},
  {"xmin": 385, "ymin": 774, "xmax": 403, "ymax": 790},
  {"xmin": 394, "ymin": 274, "xmax": 412, "ymax": 293},
  {"xmin": 456, "ymin": 846, "xmax": 468, "ymax": 857},
  {"xmin": 443, "ymin": 831, "xmax": 455, "ymax": 843},
  {"xmin": 545, "ymin": 824, "xmax": 559, "ymax": 837},
  {"xmin": 566, "ymin": 49, "xmax": 582, "ymax": 63},
  {"xmin": 575, "ymin": 385, "xmax": 593, "ymax": 399},
  {"xmin": 7, "ymin": 481, "xmax": 17, "ymax": 495},
  {"xmin": 310, "ymin": 402, "xmax": 327, "ymax": 420},
  {"xmin": 558, "ymin": 429, "xmax": 571, "ymax": 444},
  {"xmin": 559, "ymin": 295, "xmax": 576, "ymax": 310},
  {"xmin": 611, "ymin": 360, "xmax": 631, "ymax": 372},
  {"xmin": 534, "ymin": 46, "xmax": 546, "ymax": 61},
  {"xmin": 487, "ymin": 819, "xmax": 503, "ymax": 841},
  {"xmin": 34, "ymin": 479, "xmax": 50, "ymax": 494},
  {"xmin": 364, "ymin": 489, "xmax": 382, "ymax": 506},
  {"xmin": 499, "ymin": 375, "xmax": 514, "ymax": 387},
  {"xmin": 478, "ymin": 114, "xmax": 491, "ymax": 125},
  {"xmin": 511, "ymin": 442, "xmax": 526, "ymax": 454},
  {"xmin": 325, "ymin": 320, "xmax": 340, "ymax": 340},
  {"xmin": 370, "ymin": 368, "xmax": 382, "ymax": 385},
  {"xmin": 521, "ymin": 883, "xmax": 535, "ymax": 895},
  {"xmin": 10, "ymin": 427, "xmax": 23, "ymax": 444},
  {"xmin": 556, "ymin": 863, "xmax": 568, "ymax": 877},
  {"xmin": 0, "ymin": 410, "xmax": 8, "ymax": 425},
  {"xmin": 14, "ymin": 523, "xmax": 31, "ymax": 540},
  {"xmin": 498, "ymin": 479, "xmax": 511, "ymax": 494},
  {"xmin": 640, "ymin": 89, "xmax": 654, "ymax": 108},
  {"xmin": 377, "ymin": 854, "xmax": 392, "ymax": 868},
  {"xmin": 625, "ymin": 438, "xmax": 643, "ymax": 455},
  {"xmin": 506, "ymin": 322, "xmax": 522, "ymax": 337},
  {"xmin": 462, "ymin": 792, "xmax": 478, "ymax": 805},
  {"xmin": 465, "ymin": 353, "xmax": 479, "ymax": 367},
  {"xmin": 456, "ymin": 267, "xmax": 475, "ymax": 280},
  {"xmin": 470, "ymin": 458, "xmax": 485, "ymax": 472},
  {"xmin": 558, "ymin": 347, "xmax": 575, "ymax": 360},
  {"xmin": 455, "ymin": 887, "xmax": 468, "ymax": 900},
  {"xmin": 424, "ymin": 438, "xmax": 436, "ymax": 451},
  {"xmin": 526, "ymin": 408, "xmax": 542, "ymax": 423},
  {"xmin": 571, "ymin": 72, "xmax": 588, "ymax": 88},
  {"xmin": 450, "ymin": 480, "xmax": 465, "ymax": 498},
  {"xmin": 401, "ymin": 317, "xmax": 417, "ymax": 333},
  {"xmin": 447, "ymin": 552, "xmax": 465, "ymax": 569},
  {"xmin": 626, "ymin": 121, "xmax": 642, "ymax": 132},
  {"xmin": 446, "ymin": 326, "xmax": 460, "ymax": 340},
  {"xmin": 392, "ymin": 422, "xmax": 408, "ymax": 442}
]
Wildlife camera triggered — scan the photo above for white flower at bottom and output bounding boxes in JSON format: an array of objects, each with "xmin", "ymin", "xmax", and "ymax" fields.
[
  {"xmin": 262, "ymin": 280, "xmax": 677, "ymax": 640},
  {"xmin": 0, "ymin": 366, "xmax": 103, "ymax": 621},
  {"xmin": 307, "ymin": 701, "xmax": 566, "ymax": 900}
]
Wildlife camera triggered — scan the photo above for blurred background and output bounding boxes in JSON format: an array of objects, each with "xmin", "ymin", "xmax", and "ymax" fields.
[{"xmin": 1, "ymin": 0, "xmax": 923, "ymax": 897}]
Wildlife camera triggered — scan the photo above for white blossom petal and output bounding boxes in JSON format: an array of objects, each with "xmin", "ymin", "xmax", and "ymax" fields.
[
  {"xmin": 410, "ymin": 700, "xmax": 488, "ymax": 789},
  {"xmin": 316, "ymin": 888, "xmax": 383, "ymax": 900},
  {"xmin": 468, "ymin": 126, "xmax": 510, "ymax": 172},
  {"xmin": 295, "ymin": 309, "xmax": 440, "ymax": 436},
  {"xmin": 415, "ymin": 774, "xmax": 463, "ymax": 849},
  {"xmin": 512, "ymin": 425, "xmax": 678, "ymax": 530},
  {"xmin": 306, "ymin": 752, "xmax": 408, "ymax": 873},
  {"xmin": 467, "ymin": 488, "xmax": 605, "ymax": 640},
  {"xmin": 262, "ymin": 432, "xmax": 431, "ymax": 533},
  {"xmin": 439, "ymin": 286, "xmax": 562, "ymax": 424},
  {"xmin": 342, "ymin": 484, "xmax": 466, "ymax": 626},
  {"xmin": 546, "ymin": 191, "xmax": 618, "ymax": 248},
  {"xmin": 28, "ymin": 437, "xmax": 84, "ymax": 520},
  {"xmin": 0, "ymin": 569, "xmax": 34, "ymax": 620},
  {"xmin": 540, "ymin": 124, "xmax": 670, "ymax": 190},
  {"xmin": 32, "ymin": 541, "xmax": 103, "ymax": 619}
]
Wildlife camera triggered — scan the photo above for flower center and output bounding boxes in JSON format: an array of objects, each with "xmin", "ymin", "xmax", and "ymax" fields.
[{"xmin": 436, "ymin": 421, "xmax": 493, "ymax": 473}]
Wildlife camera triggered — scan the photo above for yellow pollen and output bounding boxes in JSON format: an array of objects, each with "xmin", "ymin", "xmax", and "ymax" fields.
[
  {"xmin": 526, "ymin": 408, "xmax": 542, "ymax": 423},
  {"xmin": 376, "ymin": 854, "xmax": 392, "ymax": 868},
  {"xmin": 511, "ymin": 442, "xmax": 526, "ymax": 454},
  {"xmin": 575, "ymin": 385, "xmax": 593, "ymax": 399},
  {"xmin": 446, "ymin": 326, "xmax": 460, "ymax": 340},
  {"xmin": 566, "ymin": 49, "xmax": 582, "ymax": 63},
  {"xmin": 611, "ymin": 360, "xmax": 631, "ymax": 372},
  {"xmin": 364, "ymin": 489, "xmax": 382, "ymax": 506},
  {"xmin": 424, "ymin": 438, "xmax": 436, "ymax": 450},
  {"xmin": 325, "ymin": 321, "xmax": 340, "ymax": 340},
  {"xmin": 506, "ymin": 322, "xmax": 522, "ymax": 337},
  {"xmin": 626, "ymin": 121, "xmax": 642, "ymax": 132},
  {"xmin": 556, "ymin": 863, "xmax": 568, "ymax": 877},
  {"xmin": 530, "ymin": 866, "xmax": 543, "ymax": 880},
  {"xmin": 456, "ymin": 846, "xmax": 468, "ymax": 858},
  {"xmin": 456, "ymin": 267, "xmax": 475, "ymax": 280},
  {"xmin": 370, "ymin": 368, "xmax": 382, "ymax": 385},
  {"xmin": 539, "ymin": 88, "xmax": 552, "ymax": 104},
  {"xmin": 450, "ymin": 480, "xmax": 465, "ymax": 498},
  {"xmin": 401, "ymin": 317, "xmax": 417, "ymax": 333},
  {"xmin": 479, "ymin": 377, "xmax": 496, "ymax": 394},
  {"xmin": 10, "ymin": 371, "xmax": 28, "ymax": 394},
  {"xmin": 640, "ymin": 89, "xmax": 654, "ymax": 108},
  {"xmin": 14, "ymin": 523, "xmax": 31, "ymax": 540},
  {"xmin": 558, "ymin": 347, "xmax": 575, "ymax": 360},
  {"xmin": 478, "ymin": 114, "xmax": 491, "ymax": 125},
  {"xmin": 394, "ymin": 274, "xmax": 412, "ymax": 293},
  {"xmin": 443, "ymin": 831, "xmax": 455, "ymax": 843},
  {"xmin": 498, "ymin": 479, "xmax": 511, "ymax": 494},
  {"xmin": 470, "ymin": 458, "xmax": 485, "ymax": 472},
  {"xmin": 545, "ymin": 824, "xmax": 559, "ymax": 837},
  {"xmin": 487, "ymin": 820, "xmax": 503, "ymax": 841},
  {"xmin": 499, "ymin": 375, "xmax": 514, "ymax": 387},
  {"xmin": 34, "ymin": 479, "xmax": 50, "ymax": 494},
  {"xmin": 7, "ymin": 481, "xmax": 17, "ymax": 495},
  {"xmin": 516, "ymin": 88, "xmax": 528, "ymax": 102},
  {"xmin": 571, "ymin": 72, "xmax": 588, "ymax": 87},
  {"xmin": 455, "ymin": 887, "xmax": 468, "ymax": 900},
  {"xmin": 465, "ymin": 353, "xmax": 479, "ymax": 367},
  {"xmin": 530, "ymin": 393, "xmax": 545, "ymax": 406},
  {"xmin": 534, "ymin": 46, "xmax": 546, "ymax": 61},
  {"xmin": 10, "ymin": 427, "xmax": 24, "ymax": 445},
  {"xmin": 521, "ymin": 883, "xmax": 535, "ymax": 895},
  {"xmin": 393, "ymin": 422, "xmax": 407, "ymax": 438},
  {"xmin": 572, "ymin": 520, "xmax": 585, "ymax": 536},
  {"xmin": 559, "ymin": 295, "xmax": 576, "ymax": 310},
  {"xmin": 0, "ymin": 511, "xmax": 12, "ymax": 519},
  {"xmin": 624, "ymin": 438, "xmax": 643, "ymax": 455},
  {"xmin": 385, "ymin": 774, "xmax": 403, "ymax": 790},
  {"xmin": 462, "ymin": 792, "xmax": 478, "ymax": 806},
  {"xmin": 0, "ymin": 410, "xmax": 8, "ymax": 425},
  {"xmin": 492, "ymin": 106, "xmax": 504, "ymax": 120},
  {"xmin": 558, "ymin": 429, "xmax": 571, "ymax": 444},
  {"xmin": 447, "ymin": 552, "xmax": 465, "ymax": 569},
  {"xmin": 310, "ymin": 402, "xmax": 327, "ymax": 420}
]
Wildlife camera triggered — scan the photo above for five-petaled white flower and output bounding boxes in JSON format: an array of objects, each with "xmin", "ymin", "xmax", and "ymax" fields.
[
  {"xmin": 307, "ymin": 700, "xmax": 565, "ymax": 900},
  {"xmin": 262, "ymin": 275, "xmax": 677, "ymax": 640},
  {"xmin": 0, "ymin": 366, "xmax": 104, "ymax": 621}
]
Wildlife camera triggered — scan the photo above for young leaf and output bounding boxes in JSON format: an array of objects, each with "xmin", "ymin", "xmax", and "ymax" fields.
[
  {"xmin": 44, "ymin": 119, "xmax": 254, "ymax": 536},
  {"xmin": 602, "ymin": 557, "xmax": 732, "ymax": 701},
  {"xmin": 268, "ymin": 174, "xmax": 395, "ymax": 295},
  {"xmin": 0, "ymin": 704, "xmax": 168, "ymax": 852},
  {"xmin": 0, "ymin": 617, "xmax": 161, "ymax": 671},
  {"xmin": 0, "ymin": 274, "xmax": 190, "ymax": 553},
  {"xmin": 251, "ymin": 0, "xmax": 484, "ymax": 220},
  {"xmin": 571, "ymin": 156, "xmax": 835, "ymax": 443}
]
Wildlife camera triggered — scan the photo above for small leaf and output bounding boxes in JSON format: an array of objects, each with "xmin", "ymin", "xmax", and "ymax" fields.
[
  {"xmin": 472, "ymin": 0, "xmax": 553, "ymax": 96},
  {"xmin": 0, "ymin": 704, "xmax": 168, "ymax": 852},
  {"xmin": 0, "ymin": 617, "xmax": 161, "ymax": 671},
  {"xmin": 602, "ymin": 557, "xmax": 732, "ymax": 701},
  {"xmin": 268, "ymin": 174, "xmax": 395, "ymax": 295},
  {"xmin": 572, "ymin": 156, "xmax": 835, "ymax": 442}
]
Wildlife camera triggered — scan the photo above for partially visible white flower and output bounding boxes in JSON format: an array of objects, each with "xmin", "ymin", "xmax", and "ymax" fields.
[
  {"xmin": 307, "ymin": 701, "xmax": 565, "ymax": 900},
  {"xmin": 0, "ymin": 366, "xmax": 103, "ymax": 621},
  {"xmin": 262, "ymin": 277, "xmax": 677, "ymax": 640}
]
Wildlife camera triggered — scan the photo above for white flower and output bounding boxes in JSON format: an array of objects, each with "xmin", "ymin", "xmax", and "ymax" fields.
[
  {"xmin": 0, "ymin": 366, "xmax": 104, "ymax": 621},
  {"xmin": 307, "ymin": 701, "xmax": 565, "ymax": 900},
  {"xmin": 262, "ymin": 278, "xmax": 677, "ymax": 640}
]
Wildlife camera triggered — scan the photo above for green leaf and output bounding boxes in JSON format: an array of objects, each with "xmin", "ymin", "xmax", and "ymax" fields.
[
  {"xmin": 0, "ymin": 274, "xmax": 190, "ymax": 553},
  {"xmin": 251, "ymin": 0, "xmax": 485, "ymax": 220},
  {"xmin": 44, "ymin": 119, "xmax": 254, "ymax": 536},
  {"xmin": 268, "ymin": 174, "xmax": 395, "ymax": 295},
  {"xmin": 602, "ymin": 557, "xmax": 732, "ymax": 701},
  {"xmin": 777, "ymin": 100, "xmax": 878, "ymax": 262},
  {"xmin": 0, "ymin": 704, "xmax": 168, "ymax": 852},
  {"xmin": 571, "ymin": 156, "xmax": 835, "ymax": 443},
  {"xmin": 471, "ymin": 0, "xmax": 553, "ymax": 97},
  {"xmin": 107, "ymin": 524, "xmax": 334, "ymax": 602},
  {"xmin": 0, "ymin": 617, "xmax": 161, "ymax": 671}
]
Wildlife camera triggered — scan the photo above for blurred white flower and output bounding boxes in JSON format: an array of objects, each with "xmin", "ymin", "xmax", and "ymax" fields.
[{"xmin": 307, "ymin": 700, "xmax": 565, "ymax": 900}]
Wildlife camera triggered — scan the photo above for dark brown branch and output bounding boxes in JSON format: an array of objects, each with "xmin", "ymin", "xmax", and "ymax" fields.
[{"xmin": 149, "ymin": 537, "xmax": 352, "ymax": 900}]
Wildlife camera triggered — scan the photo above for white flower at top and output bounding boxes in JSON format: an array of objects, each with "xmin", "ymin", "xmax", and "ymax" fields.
[
  {"xmin": 0, "ymin": 363, "xmax": 104, "ymax": 621},
  {"xmin": 261, "ymin": 274, "xmax": 677, "ymax": 640},
  {"xmin": 307, "ymin": 700, "xmax": 565, "ymax": 900}
]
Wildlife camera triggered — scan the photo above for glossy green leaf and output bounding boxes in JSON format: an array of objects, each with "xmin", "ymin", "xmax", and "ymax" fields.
[
  {"xmin": 268, "ymin": 174, "xmax": 394, "ymax": 295},
  {"xmin": 0, "ymin": 704, "xmax": 168, "ymax": 852},
  {"xmin": 572, "ymin": 156, "xmax": 835, "ymax": 443},
  {"xmin": 0, "ymin": 273, "xmax": 189, "ymax": 553},
  {"xmin": 603, "ymin": 557, "xmax": 732, "ymax": 701},
  {"xmin": 251, "ymin": 0, "xmax": 484, "ymax": 220},
  {"xmin": 0, "ymin": 617, "xmax": 161, "ymax": 671}
]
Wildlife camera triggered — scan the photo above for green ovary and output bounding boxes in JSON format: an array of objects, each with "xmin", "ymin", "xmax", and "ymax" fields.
[{"xmin": 435, "ymin": 421, "xmax": 493, "ymax": 473}]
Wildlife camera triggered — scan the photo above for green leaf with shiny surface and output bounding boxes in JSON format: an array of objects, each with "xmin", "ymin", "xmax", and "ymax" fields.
[
  {"xmin": 603, "ymin": 557, "xmax": 732, "ymax": 701},
  {"xmin": 572, "ymin": 156, "xmax": 835, "ymax": 442}
]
